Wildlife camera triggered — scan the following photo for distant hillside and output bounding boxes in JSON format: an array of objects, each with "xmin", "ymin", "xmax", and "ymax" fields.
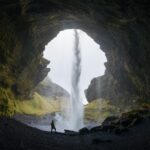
[{"xmin": 36, "ymin": 77, "xmax": 70, "ymax": 98}]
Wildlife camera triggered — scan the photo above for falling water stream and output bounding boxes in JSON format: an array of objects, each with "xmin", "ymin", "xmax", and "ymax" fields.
[
  {"xmin": 68, "ymin": 29, "xmax": 84, "ymax": 131},
  {"xmin": 55, "ymin": 29, "xmax": 84, "ymax": 132}
]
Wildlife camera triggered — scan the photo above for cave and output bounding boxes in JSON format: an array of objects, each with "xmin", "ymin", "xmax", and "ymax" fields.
[
  {"xmin": 0, "ymin": 0, "xmax": 150, "ymax": 150},
  {"xmin": 1, "ymin": 0, "xmax": 150, "ymax": 106}
]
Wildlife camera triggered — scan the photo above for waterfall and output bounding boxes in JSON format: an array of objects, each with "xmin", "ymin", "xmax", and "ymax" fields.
[
  {"xmin": 68, "ymin": 29, "xmax": 84, "ymax": 131},
  {"xmin": 55, "ymin": 29, "xmax": 84, "ymax": 132}
]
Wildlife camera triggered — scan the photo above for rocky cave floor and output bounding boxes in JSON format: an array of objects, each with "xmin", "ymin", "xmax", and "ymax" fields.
[{"xmin": 0, "ymin": 110, "xmax": 150, "ymax": 150}]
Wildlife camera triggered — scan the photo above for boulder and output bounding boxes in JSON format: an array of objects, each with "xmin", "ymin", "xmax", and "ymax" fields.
[
  {"xmin": 64, "ymin": 130, "xmax": 78, "ymax": 136},
  {"xmin": 79, "ymin": 127, "xmax": 89, "ymax": 135},
  {"xmin": 102, "ymin": 116, "xmax": 120, "ymax": 126},
  {"xmin": 90, "ymin": 125, "xmax": 102, "ymax": 133}
]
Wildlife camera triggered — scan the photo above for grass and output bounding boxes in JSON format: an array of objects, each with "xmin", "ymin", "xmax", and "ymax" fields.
[
  {"xmin": 84, "ymin": 99, "xmax": 121, "ymax": 123},
  {"xmin": 14, "ymin": 92, "xmax": 68, "ymax": 116},
  {"xmin": 0, "ymin": 87, "xmax": 68, "ymax": 116},
  {"xmin": 15, "ymin": 96, "xmax": 121, "ymax": 123},
  {"xmin": 0, "ymin": 88, "xmax": 120, "ymax": 123},
  {"xmin": 1, "ymin": 86, "xmax": 149, "ymax": 125},
  {"xmin": 0, "ymin": 88, "xmax": 121, "ymax": 122}
]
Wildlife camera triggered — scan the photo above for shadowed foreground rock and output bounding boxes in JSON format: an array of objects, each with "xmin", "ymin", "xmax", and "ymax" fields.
[{"xmin": 0, "ymin": 110, "xmax": 150, "ymax": 150}]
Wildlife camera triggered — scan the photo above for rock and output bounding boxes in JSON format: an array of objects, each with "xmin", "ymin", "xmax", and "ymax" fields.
[
  {"xmin": 90, "ymin": 124, "xmax": 116, "ymax": 133},
  {"xmin": 102, "ymin": 116, "xmax": 120, "ymax": 126},
  {"xmin": 101, "ymin": 124, "xmax": 117, "ymax": 133},
  {"xmin": 92, "ymin": 138, "xmax": 112, "ymax": 144},
  {"xmin": 128, "ymin": 118, "xmax": 142, "ymax": 127},
  {"xmin": 36, "ymin": 77, "xmax": 70, "ymax": 98},
  {"xmin": 79, "ymin": 127, "xmax": 89, "ymax": 135},
  {"xmin": 113, "ymin": 125, "xmax": 128, "ymax": 135},
  {"xmin": 119, "ymin": 117, "xmax": 134, "ymax": 127},
  {"xmin": 64, "ymin": 130, "xmax": 78, "ymax": 136},
  {"xmin": 91, "ymin": 110, "xmax": 148, "ymax": 135},
  {"xmin": 120, "ymin": 110, "xmax": 144, "ymax": 127},
  {"xmin": 90, "ymin": 125, "xmax": 102, "ymax": 133}
]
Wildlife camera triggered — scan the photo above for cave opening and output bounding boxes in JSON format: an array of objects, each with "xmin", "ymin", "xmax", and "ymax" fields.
[
  {"xmin": 44, "ymin": 29, "xmax": 107, "ymax": 104},
  {"xmin": 42, "ymin": 29, "xmax": 107, "ymax": 132}
]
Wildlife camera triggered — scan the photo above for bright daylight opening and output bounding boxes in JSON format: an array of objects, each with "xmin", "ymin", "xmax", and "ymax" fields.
[{"xmin": 43, "ymin": 29, "xmax": 107, "ymax": 132}]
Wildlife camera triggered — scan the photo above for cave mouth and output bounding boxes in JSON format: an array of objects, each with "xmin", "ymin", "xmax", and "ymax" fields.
[
  {"xmin": 41, "ymin": 29, "xmax": 107, "ymax": 132},
  {"xmin": 44, "ymin": 29, "xmax": 107, "ymax": 104}
]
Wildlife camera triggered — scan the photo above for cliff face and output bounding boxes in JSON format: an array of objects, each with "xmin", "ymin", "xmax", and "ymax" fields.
[
  {"xmin": 36, "ymin": 77, "xmax": 70, "ymax": 98},
  {"xmin": 0, "ymin": 0, "xmax": 150, "ymax": 106}
]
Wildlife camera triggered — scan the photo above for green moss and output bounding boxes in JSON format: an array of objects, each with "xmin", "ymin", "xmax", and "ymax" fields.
[
  {"xmin": 0, "ymin": 86, "xmax": 68, "ymax": 116},
  {"xmin": 84, "ymin": 99, "xmax": 120, "ymax": 123},
  {"xmin": 129, "ymin": 98, "xmax": 150, "ymax": 111},
  {"xmin": 0, "ymin": 88, "xmax": 15, "ymax": 116},
  {"xmin": 14, "ymin": 92, "xmax": 68, "ymax": 115}
]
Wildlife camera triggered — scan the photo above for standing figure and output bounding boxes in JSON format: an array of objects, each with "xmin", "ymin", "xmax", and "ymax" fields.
[{"xmin": 51, "ymin": 120, "xmax": 56, "ymax": 133}]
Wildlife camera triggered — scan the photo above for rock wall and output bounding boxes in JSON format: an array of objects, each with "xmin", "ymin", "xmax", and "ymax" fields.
[
  {"xmin": 36, "ymin": 77, "xmax": 70, "ymax": 98},
  {"xmin": 0, "ymin": 0, "xmax": 150, "ymax": 106}
]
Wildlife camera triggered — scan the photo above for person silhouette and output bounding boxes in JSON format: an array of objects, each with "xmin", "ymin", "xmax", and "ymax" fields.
[{"xmin": 51, "ymin": 120, "xmax": 56, "ymax": 133}]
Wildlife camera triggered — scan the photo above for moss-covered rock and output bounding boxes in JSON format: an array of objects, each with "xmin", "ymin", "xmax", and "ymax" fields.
[
  {"xmin": 14, "ymin": 92, "xmax": 68, "ymax": 115},
  {"xmin": 0, "ymin": 88, "xmax": 15, "ymax": 116},
  {"xmin": 84, "ymin": 99, "xmax": 120, "ymax": 124}
]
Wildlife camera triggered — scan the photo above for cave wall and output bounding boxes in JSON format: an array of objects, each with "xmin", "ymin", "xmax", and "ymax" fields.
[{"xmin": 0, "ymin": 0, "xmax": 150, "ymax": 105}]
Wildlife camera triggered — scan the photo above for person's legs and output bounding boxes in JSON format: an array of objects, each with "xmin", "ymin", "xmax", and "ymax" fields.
[{"xmin": 51, "ymin": 127, "xmax": 56, "ymax": 133}]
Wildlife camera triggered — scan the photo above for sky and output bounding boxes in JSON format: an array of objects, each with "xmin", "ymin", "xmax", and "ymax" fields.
[{"xmin": 44, "ymin": 29, "xmax": 107, "ymax": 104}]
